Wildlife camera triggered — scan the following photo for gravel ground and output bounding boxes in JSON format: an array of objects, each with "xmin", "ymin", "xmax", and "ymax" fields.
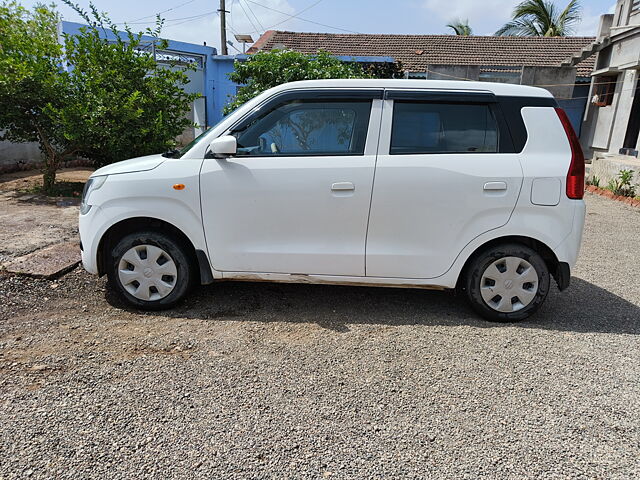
[{"xmin": 1, "ymin": 193, "xmax": 639, "ymax": 479}]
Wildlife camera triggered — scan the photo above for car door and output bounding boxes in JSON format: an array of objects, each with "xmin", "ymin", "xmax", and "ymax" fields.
[
  {"xmin": 200, "ymin": 89, "xmax": 383, "ymax": 276},
  {"xmin": 366, "ymin": 90, "xmax": 523, "ymax": 279}
]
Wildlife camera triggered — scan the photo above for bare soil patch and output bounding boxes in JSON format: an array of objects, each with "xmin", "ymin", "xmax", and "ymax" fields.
[{"xmin": 0, "ymin": 168, "xmax": 92, "ymax": 268}]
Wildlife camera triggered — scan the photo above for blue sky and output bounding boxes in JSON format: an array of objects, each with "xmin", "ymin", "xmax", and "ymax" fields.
[{"xmin": 26, "ymin": 0, "xmax": 616, "ymax": 52}]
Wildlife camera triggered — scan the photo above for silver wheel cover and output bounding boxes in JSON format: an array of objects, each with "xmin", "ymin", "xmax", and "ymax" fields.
[
  {"xmin": 118, "ymin": 245, "xmax": 178, "ymax": 301},
  {"xmin": 480, "ymin": 256, "xmax": 539, "ymax": 313}
]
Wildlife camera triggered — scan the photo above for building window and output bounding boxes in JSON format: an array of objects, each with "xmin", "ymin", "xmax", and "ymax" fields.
[
  {"xmin": 592, "ymin": 75, "xmax": 617, "ymax": 107},
  {"xmin": 616, "ymin": 2, "xmax": 624, "ymax": 26}
]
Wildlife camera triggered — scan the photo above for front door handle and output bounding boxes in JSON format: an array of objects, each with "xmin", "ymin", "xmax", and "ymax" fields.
[
  {"xmin": 483, "ymin": 181, "xmax": 507, "ymax": 191},
  {"xmin": 331, "ymin": 182, "xmax": 355, "ymax": 191}
]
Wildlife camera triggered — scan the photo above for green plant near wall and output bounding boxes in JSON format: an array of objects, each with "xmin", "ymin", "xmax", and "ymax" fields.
[
  {"xmin": 607, "ymin": 169, "xmax": 636, "ymax": 197},
  {"xmin": 587, "ymin": 175, "xmax": 600, "ymax": 187}
]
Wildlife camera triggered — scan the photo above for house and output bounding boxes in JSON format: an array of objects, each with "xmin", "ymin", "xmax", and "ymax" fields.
[
  {"xmin": 248, "ymin": 31, "xmax": 597, "ymax": 133},
  {"xmin": 572, "ymin": 0, "xmax": 640, "ymax": 184}
]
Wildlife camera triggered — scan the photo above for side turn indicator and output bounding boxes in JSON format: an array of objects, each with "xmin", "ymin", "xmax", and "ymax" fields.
[{"xmin": 173, "ymin": 184, "xmax": 186, "ymax": 190}]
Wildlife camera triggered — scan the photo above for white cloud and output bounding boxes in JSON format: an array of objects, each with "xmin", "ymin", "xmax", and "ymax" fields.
[{"xmin": 422, "ymin": 0, "xmax": 521, "ymax": 35}]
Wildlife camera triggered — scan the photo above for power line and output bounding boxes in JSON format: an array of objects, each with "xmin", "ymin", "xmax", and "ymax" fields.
[
  {"xmin": 123, "ymin": 0, "xmax": 200, "ymax": 24},
  {"xmin": 243, "ymin": 0, "xmax": 359, "ymax": 34},
  {"xmin": 237, "ymin": 0, "xmax": 261, "ymax": 33},
  {"xmin": 241, "ymin": 0, "xmax": 266, "ymax": 33},
  {"xmin": 229, "ymin": 0, "xmax": 236, "ymax": 34},
  {"xmin": 161, "ymin": 11, "xmax": 218, "ymax": 28},
  {"xmin": 255, "ymin": 0, "xmax": 323, "ymax": 32},
  {"xmin": 119, "ymin": 10, "xmax": 217, "ymax": 25}
]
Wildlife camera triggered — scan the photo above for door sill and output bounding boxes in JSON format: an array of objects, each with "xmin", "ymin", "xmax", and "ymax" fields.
[{"xmin": 220, "ymin": 271, "xmax": 448, "ymax": 290}]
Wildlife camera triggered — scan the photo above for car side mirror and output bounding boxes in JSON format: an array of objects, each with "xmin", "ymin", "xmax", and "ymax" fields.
[{"xmin": 209, "ymin": 135, "xmax": 237, "ymax": 158}]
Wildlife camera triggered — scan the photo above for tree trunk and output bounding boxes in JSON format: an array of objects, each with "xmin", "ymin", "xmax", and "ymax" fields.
[
  {"xmin": 42, "ymin": 163, "xmax": 57, "ymax": 194},
  {"xmin": 35, "ymin": 125, "xmax": 59, "ymax": 195}
]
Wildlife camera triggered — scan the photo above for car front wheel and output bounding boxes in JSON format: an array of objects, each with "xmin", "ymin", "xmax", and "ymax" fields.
[
  {"xmin": 465, "ymin": 243, "xmax": 550, "ymax": 322},
  {"xmin": 107, "ymin": 231, "xmax": 193, "ymax": 310}
]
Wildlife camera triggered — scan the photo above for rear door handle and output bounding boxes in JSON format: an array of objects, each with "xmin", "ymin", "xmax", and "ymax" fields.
[
  {"xmin": 331, "ymin": 182, "xmax": 355, "ymax": 191},
  {"xmin": 483, "ymin": 181, "xmax": 507, "ymax": 191}
]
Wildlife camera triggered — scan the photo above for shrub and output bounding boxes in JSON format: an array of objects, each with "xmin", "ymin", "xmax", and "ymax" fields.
[{"xmin": 607, "ymin": 169, "xmax": 636, "ymax": 197}]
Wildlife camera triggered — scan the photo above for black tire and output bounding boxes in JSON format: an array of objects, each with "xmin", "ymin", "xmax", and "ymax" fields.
[
  {"xmin": 107, "ymin": 231, "xmax": 193, "ymax": 310},
  {"xmin": 465, "ymin": 243, "xmax": 550, "ymax": 322}
]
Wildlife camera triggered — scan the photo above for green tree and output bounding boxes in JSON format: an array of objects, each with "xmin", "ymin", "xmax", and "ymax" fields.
[
  {"xmin": 55, "ymin": 1, "xmax": 198, "ymax": 169},
  {"xmin": 0, "ymin": 1, "xmax": 197, "ymax": 193},
  {"xmin": 495, "ymin": 0, "xmax": 582, "ymax": 36},
  {"xmin": 0, "ymin": 1, "xmax": 66, "ymax": 192},
  {"xmin": 447, "ymin": 19, "xmax": 473, "ymax": 35},
  {"xmin": 223, "ymin": 49, "xmax": 371, "ymax": 115}
]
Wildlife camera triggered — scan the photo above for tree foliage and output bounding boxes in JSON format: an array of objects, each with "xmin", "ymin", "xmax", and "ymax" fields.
[
  {"xmin": 56, "ymin": 1, "xmax": 198, "ymax": 168},
  {"xmin": 224, "ymin": 50, "xmax": 372, "ymax": 115},
  {"xmin": 447, "ymin": 20, "xmax": 473, "ymax": 36},
  {"xmin": 0, "ymin": 1, "xmax": 197, "ymax": 192},
  {"xmin": 0, "ymin": 2, "xmax": 64, "ymax": 190},
  {"xmin": 495, "ymin": 0, "xmax": 582, "ymax": 36}
]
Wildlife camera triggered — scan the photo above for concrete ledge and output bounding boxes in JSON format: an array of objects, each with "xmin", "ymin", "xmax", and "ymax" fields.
[
  {"xmin": 2, "ymin": 242, "xmax": 80, "ymax": 279},
  {"xmin": 589, "ymin": 155, "xmax": 640, "ymax": 186}
]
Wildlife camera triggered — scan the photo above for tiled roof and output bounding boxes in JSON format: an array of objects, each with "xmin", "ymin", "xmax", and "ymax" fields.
[{"xmin": 248, "ymin": 31, "xmax": 596, "ymax": 77}]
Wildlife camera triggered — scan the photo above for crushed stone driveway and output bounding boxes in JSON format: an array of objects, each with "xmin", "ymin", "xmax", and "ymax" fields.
[{"xmin": 1, "ymin": 193, "xmax": 639, "ymax": 479}]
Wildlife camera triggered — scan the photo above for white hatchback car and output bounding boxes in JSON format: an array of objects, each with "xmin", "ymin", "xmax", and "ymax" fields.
[{"xmin": 79, "ymin": 79, "xmax": 586, "ymax": 321}]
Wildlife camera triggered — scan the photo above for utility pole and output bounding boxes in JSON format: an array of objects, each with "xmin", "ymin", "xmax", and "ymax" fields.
[{"xmin": 219, "ymin": 0, "xmax": 228, "ymax": 55}]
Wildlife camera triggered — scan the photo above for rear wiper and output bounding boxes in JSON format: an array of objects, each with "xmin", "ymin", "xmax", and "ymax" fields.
[{"xmin": 162, "ymin": 148, "xmax": 181, "ymax": 158}]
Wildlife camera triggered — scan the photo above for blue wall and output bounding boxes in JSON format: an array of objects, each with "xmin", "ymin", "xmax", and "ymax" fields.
[{"xmin": 209, "ymin": 55, "xmax": 247, "ymax": 125}]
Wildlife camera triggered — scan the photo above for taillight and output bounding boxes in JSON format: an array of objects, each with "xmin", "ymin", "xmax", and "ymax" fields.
[{"xmin": 555, "ymin": 107, "xmax": 585, "ymax": 199}]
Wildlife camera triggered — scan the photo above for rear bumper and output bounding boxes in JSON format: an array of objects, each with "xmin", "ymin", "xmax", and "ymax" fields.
[{"xmin": 553, "ymin": 199, "xmax": 586, "ymax": 269}]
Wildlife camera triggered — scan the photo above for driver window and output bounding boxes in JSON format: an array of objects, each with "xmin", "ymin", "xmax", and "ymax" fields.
[{"xmin": 232, "ymin": 98, "xmax": 372, "ymax": 156}]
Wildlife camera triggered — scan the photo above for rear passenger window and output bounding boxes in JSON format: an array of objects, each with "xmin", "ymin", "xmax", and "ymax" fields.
[{"xmin": 390, "ymin": 102, "xmax": 499, "ymax": 155}]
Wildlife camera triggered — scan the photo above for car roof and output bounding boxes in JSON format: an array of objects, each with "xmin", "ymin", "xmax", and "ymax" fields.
[{"xmin": 267, "ymin": 78, "xmax": 554, "ymax": 98}]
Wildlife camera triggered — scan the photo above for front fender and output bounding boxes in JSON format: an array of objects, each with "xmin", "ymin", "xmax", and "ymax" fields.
[{"xmin": 80, "ymin": 158, "xmax": 212, "ymax": 276}]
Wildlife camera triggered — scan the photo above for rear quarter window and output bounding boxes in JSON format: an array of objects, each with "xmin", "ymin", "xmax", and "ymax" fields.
[{"xmin": 390, "ymin": 101, "xmax": 499, "ymax": 155}]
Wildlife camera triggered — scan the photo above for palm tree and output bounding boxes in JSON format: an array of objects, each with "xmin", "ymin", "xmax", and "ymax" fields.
[
  {"xmin": 447, "ymin": 20, "xmax": 473, "ymax": 36},
  {"xmin": 495, "ymin": 0, "xmax": 581, "ymax": 36}
]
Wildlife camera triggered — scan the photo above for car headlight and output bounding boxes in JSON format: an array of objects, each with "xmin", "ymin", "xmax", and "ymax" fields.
[{"xmin": 80, "ymin": 175, "xmax": 108, "ymax": 215}]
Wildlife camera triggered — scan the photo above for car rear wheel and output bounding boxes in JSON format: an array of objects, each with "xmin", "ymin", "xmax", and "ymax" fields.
[
  {"xmin": 107, "ymin": 231, "xmax": 193, "ymax": 310},
  {"xmin": 465, "ymin": 243, "xmax": 550, "ymax": 322}
]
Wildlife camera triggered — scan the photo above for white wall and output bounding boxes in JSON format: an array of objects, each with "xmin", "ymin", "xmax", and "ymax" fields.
[{"xmin": 0, "ymin": 140, "xmax": 42, "ymax": 172}]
